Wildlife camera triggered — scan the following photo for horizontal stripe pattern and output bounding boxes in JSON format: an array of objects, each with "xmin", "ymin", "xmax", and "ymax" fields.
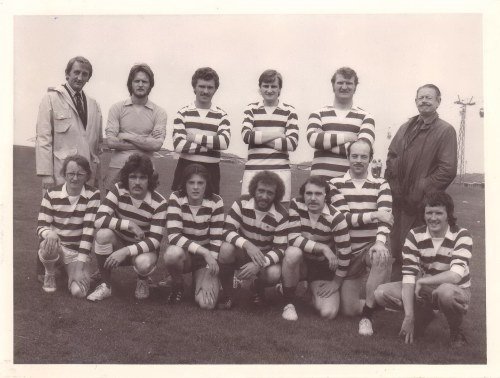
[
  {"xmin": 95, "ymin": 183, "xmax": 167, "ymax": 256},
  {"xmin": 223, "ymin": 195, "xmax": 289, "ymax": 266},
  {"xmin": 37, "ymin": 184, "xmax": 100, "ymax": 257},
  {"xmin": 402, "ymin": 224, "xmax": 472, "ymax": 288},
  {"xmin": 242, "ymin": 101, "xmax": 298, "ymax": 171},
  {"xmin": 329, "ymin": 172, "xmax": 392, "ymax": 253},
  {"xmin": 166, "ymin": 191, "xmax": 225, "ymax": 259},
  {"xmin": 287, "ymin": 197, "xmax": 352, "ymax": 277},
  {"xmin": 173, "ymin": 103, "xmax": 231, "ymax": 163},
  {"xmin": 307, "ymin": 105, "xmax": 375, "ymax": 179}
]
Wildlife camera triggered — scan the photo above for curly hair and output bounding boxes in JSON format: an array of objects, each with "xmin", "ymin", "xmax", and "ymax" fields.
[
  {"xmin": 191, "ymin": 67, "xmax": 219, "ymax": 90},
  {"xmin": 60, "ymin": 154, "xmax": 91, "ymax": 180},
  {"xmin": 248, "ymin": 171, "xmax": 285, "ymax": 204},
  {"xmin": 119, "ymin": 153, "xmax": 158, "ymax": 192},
  {"xmin": 127, "ymin": 63, "xmax": 155, "ymax": 95},
  {"xmin": 331, "ymin": 66, "xmax": 359, "ymax": 86},
  {"xmin": 177, "ymin": 163, "xmax": 214, "ymax": 198},
  {"xmin": 421, "ymin": 191, "xmax": 457, "ymax": 227},
  {"xmin": 299, "ymin": 176, "xmax": 331, "ymax": 205}
]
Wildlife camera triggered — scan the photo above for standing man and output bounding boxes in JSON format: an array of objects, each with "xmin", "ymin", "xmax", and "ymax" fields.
[
  {"xmin": 385, "ymin": 84, "xmax": 457, "ymax": 269},
  {"xmin": 307, "ymin": 67, "xmax": 375, "ymax": 180},
  {"xmin": 329, "ymin": 139, "xmax": 393, "ymax": 336},
  {"xmin": 172, "ymin": 67, "xmax": 231, "ymax": 194},
  {"xmin": 375, "ymin": 192, "xmax": 472, "ymax": 347},
  {"xmin": 36, "ymin": 56, "xmax": 102, "ymax": 189},
  {"xmin": 104, "ymin": 63, "xmax": 167, "ymax": 189},
  {"xmin": 87, "ymin": 154, "xmax": 167, "ymax": 302},
  {"xmin": 241, "ymin": 69, "xmax": 299, "ymax": 202},
  {"xmin": 217, "ymin": 171, "xmax": 289, "ymax": 309},
  {"xmin": 281, "ymin": 176, "xmax": 352, "ymax": 321}
]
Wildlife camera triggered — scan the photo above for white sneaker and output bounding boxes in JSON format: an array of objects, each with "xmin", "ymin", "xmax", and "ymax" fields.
[
  {"xmin": 282, "ymin": 304, "xmax": 298, "ymax": 321},
  {"xmin": 87, "ymin": 283, "xmax": 112, "ymax": 301},
  {"xmin": 359, "ymin": 317, "xmax": 374, "ymax": 336},
  {"xmin": 42, "ymin": 274, "xmax": 56, "ymax": 293},
  {"xmin": 135, "ymin": 279, "xmax": 150, "ymax": 300}
]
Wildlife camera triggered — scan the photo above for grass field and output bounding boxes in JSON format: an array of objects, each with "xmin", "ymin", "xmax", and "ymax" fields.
[{"xmin": 12, "ymin": 146, "xmax": 486, "ymax": 364}]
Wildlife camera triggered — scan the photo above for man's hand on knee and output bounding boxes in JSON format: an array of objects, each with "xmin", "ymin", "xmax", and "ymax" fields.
[{"xmin": 104, "ymin": 248, "xmax": 129, "ymax": 269}]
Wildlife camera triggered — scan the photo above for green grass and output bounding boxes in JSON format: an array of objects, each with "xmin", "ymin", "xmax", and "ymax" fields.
[{"xmin": 13, "ymin": 146, "xmax": 486, "ymax": 364}]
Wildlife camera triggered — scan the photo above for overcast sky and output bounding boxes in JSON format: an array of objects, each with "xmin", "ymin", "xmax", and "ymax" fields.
[{"xmin": 13, "ymin": 13, "xmax": 484, "ymax": 171}]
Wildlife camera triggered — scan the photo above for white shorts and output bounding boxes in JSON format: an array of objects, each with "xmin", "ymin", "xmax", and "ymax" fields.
[
  {"xmin": 241, "ymin": 169, "xmax": 291, "ymax": 202},
  {"xmin": 39, "ymin": 239, "xmax": 79, "ymax": 265}
]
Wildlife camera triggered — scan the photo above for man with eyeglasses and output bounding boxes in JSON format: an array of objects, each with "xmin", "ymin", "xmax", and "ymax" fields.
[{"xmin": 385, "ymin": 84, "xmax": 457, "ymax": 277}]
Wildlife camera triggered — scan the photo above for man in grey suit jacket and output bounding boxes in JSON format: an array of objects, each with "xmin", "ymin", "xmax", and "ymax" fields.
[{"xmin": 36, "ymin": 56, "xmax": 102, "ymax": 190}]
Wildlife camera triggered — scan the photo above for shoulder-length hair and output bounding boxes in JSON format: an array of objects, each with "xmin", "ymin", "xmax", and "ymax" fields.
[
  {"xmin": 421, "ymin": 191, "xmax": 457, "ymax": 227},
  {"xmin": 127, "ymin": 63, "xmax": 155, "ymax": 95},
  {"xmin": 299, "ymin": 176, "xmax": 331, "ymax": 205},
  {"xmin": 248, "ymin": 171, "xmax": 285, "ymax": 204},
  {"xmin": 119, "ymin": 153, "xmax": 158, "ymax": 192}
]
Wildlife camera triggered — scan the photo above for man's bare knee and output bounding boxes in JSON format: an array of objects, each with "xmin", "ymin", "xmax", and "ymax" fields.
[
  {"xmin": 284, "ymin": 247, "xmax": 303, "ymax": 265},
  {"xmin": 95, "ymin": 229, "xmax": 115, "ymax": 244},
  {"xmin": 319, "ymin": 306, "xmax": 339, "ymax": 320},
  {"xmin": 134, "ymin": 254, "xmax": 157, "ymax": 276},
  {"xmin": 164, "ymin": 246, "xmax": 185, "ymax": 266},
  {"xmin": 218, "ymin": 242, "xmax": 236, "ymax": 264},
  {"xmin": 261, "ymin": 264, "xmax": 281, "ymax": 285},
  {"xmin": 69, "ymin": 281, "xmax": 87, "ymax": 298}
]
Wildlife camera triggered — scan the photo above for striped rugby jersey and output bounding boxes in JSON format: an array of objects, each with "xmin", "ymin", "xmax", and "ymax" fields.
[
  {"xmin": 37, "ymin": 183, "xmax": 100, "ymax": 262},
  {"xmin": 329, "ymin": 171, "xmax": 392, "ymax": 254},
  {"xmin": 166, "ymin": 190, "xmax": 225, "ymax": 259},
  {"xmin": 242, "ymin": 100, "xmax": 298, "ymax": 171},
  {"xmin": 288, "ymin": 197, "xmax": 352, "ymax": 278},
  {"xmin": 95, "ymin": 182, "xmax": 167, "ymax": 256},
  {"xmin": 173, "ymin": 103, "xmax": 231, "ymax": 164},
  {"xmin": 307, "ymin": 105, "xmax": 375, "ymax": 179},
  {"xmin": 223, "ymin": 195, "xmax": 289, "ymax": 266},
  {"xmin": 402, "ymin": 224, "xmax": 472, "ymax": 288}
]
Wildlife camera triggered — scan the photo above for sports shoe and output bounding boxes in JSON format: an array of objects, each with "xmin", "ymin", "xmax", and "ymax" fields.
[
  {"xmin": 135, "ymin": 279, "xmax": 150, "ymax": 300},
  {"xmin": 167, "ymin": 285, "xmax": 184, "ymax": 304},
  {"xmin": 158, "ymin": 274, "xmax": 173, "ymax": 288},
  {"xmin": 449, "ymin": 328, "xmax": 468, "ymax": 348},
  {"xmin": 217, "ymin": 295, "xmax": 234, "ymax": 310},
  {"xmin": 282, "ymin": 304, "xmax": 298, "ymax": 321},
  {"xmin": 359, "ymin": 317, "xmax": 374, "ymax": 336},
  {"xmin": 87, "ymin": 283, "xmax": 112, "ymax": 301},
  {"xmin": 42, "ymin": 274, "xmax": 56, "ymax": 293}
]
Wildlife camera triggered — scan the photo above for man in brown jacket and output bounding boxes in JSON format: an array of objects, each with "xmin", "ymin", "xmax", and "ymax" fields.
[{"xmin": 385, "ymin": 84, "xmax": 457, "ymax": 277}]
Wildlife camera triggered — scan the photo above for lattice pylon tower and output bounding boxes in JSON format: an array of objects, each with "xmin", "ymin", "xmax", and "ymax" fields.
[{"xmin": 454, "ymin": 96, "xmax": 475, "ymax": 184}]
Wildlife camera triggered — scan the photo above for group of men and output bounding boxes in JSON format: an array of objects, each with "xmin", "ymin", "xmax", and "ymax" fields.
[{"xmin": 34, "ymin": 56, "xmax": 471, "ymax": 348}]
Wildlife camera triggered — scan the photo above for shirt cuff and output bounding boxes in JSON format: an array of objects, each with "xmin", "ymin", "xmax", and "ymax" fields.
[
  {"xmin": 376, "ymin": 235, "xmax": 387, "ymax": 244},
  {"xmin": 76, "ymin": 253, "xmax": 89, "ymax": 263},
  {"xmin": 402, "ymin": 275, "xmax": 416, "ymax": 284},
  {"xmin": 128, "ymin": 244, "xmax": 138, "ymax": 256},
  {"xmin": 450, "ymin": 264, "xmax": 466, "ymax": 278},
  {"xmin": 120, "ymin": 219, "xmax": 130, "ymax": 231},
  {"xmin": 235, "ymin": 237, "xmax": 246, "ymax": 249}
]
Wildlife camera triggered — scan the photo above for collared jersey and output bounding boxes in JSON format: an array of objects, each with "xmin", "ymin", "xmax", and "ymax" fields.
[
  {"xmin": 173, "ymin": 103, "xmax": 231, "ymax": 164},
  {"xmin": 402, "ymin": 224, "xmax": 472, "ymax": 288},
  {"xmin": 329, "ymin": 171, "xmax": 392, "ymax": 254},
  {"xmin": 241, "ymin": 100, "xmax": 298, "ymax": 171},
  {"xmin": 223, "ymin": 195, "xmax": 289, "ymax": 266},
  {"xmin": 166, "ymin": 191, "xmax": 225, "ymax": 258},
  {"xmin": 307, "ymin": 105, "xmax": 375, "ymax": 179},
  {"xmin": 106, "ymin": 98, "xmax": 167, "ymax": 169},
  {"xmin": 287, "ymin": 197, "xmax": 352, "ymax": 277},
  {"xmin": 37, "ymin": 183, "xmax": 100, "ymax": 261},
  {"xmin": 95, "ymin": 182, "xmax": 167, "ymax": 256}
]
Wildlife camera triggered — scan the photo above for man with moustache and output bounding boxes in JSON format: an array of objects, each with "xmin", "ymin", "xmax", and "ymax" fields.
[
  {"xmin": 87, "ymin": 154, "xmax": 167, "ymax": 302},
  {"xmin": 217, "ymin": 171, "xmax": 289, "ymax": 309},
  {"xmin": 172, "ymin": 67, "xmax": 231, "ymax": 194},
  {"xmin": 36, "ymin": 55, "xmax": 102, "ymax": 189},
  {"xmin": 329, "ymin": 139, "xmax": 393, "ymax": 335},
  {"xmin": 307, "ymin": 67, "xmax": 375, "ymax": 180},
  {"xmin": 104, "ymin": 63, "xmax": 167, "ymax": 189},
  {"xmin": 385, "ymin": 84, "xmax": 457, "ymax": 273}
]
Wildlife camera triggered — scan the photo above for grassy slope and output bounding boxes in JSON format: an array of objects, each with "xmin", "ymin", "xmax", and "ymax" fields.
[{"xmin": 12, "ymin": 146, "xmax": 486, "ymax": 364}]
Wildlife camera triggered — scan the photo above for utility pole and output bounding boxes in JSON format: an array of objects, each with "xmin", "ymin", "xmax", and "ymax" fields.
[{"xmin": 455, "ymin": 96, "xmax": 475, "ymax": 184}]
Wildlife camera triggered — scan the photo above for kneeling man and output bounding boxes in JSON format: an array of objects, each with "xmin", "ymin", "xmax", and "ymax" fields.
[
  {"xmin": 374, "ymin": 192, "xmax": 472, "ymax": 347},
  {"xmin": 87, "ymin": 154, "xmax": 167, "ymax": 301},
  {"xmin": 37, "ymin": 155, "xmax": 100, "ymax": 297},
  {"xmin": 281, "ymin": 176, "xmax": 352, "ymax": 321},
  {"xmin": 218, "ymin": 171, "xmax": 289, "ymax": 309},
  {"xmin": 329, "ymin": 139, "xmax": 393, "ymax": 335}
]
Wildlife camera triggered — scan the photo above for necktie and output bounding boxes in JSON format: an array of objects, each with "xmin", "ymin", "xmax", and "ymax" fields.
[{"xmin": 74, "ymin": 92, "xmax": 86, "ymax": 127}]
